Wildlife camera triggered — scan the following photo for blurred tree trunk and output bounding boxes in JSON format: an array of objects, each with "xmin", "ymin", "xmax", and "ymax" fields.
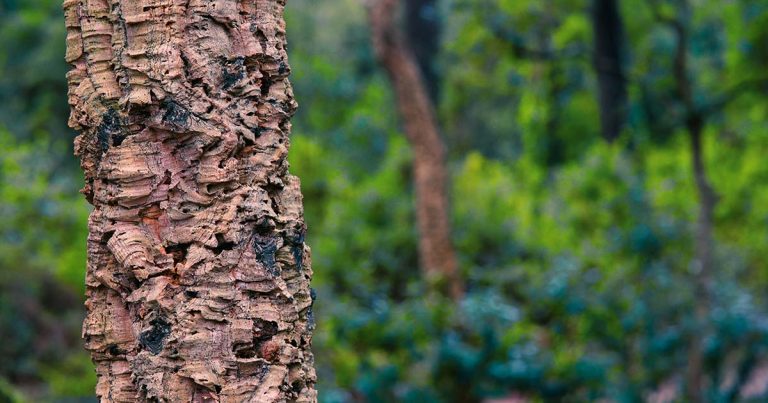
[
  {"xmin": 655, "ymin": 0, "xmax": 716, "ymax": 399},
  {"xmin": 64, "ymin": 0, "xmax": 316, "ymax": 401},
  {"xmin": 405, "ymin": 0, "xmax": 441, "ymax": 102},
  {"xmin": 368, "ymin": 0, "xmax": 463, "ymax": 300},
  {"xmin": 541, "ymin": 2, "xmax": 565, "ymax": 166},
  {"xmin": 591, "ymin": 0, "xmax": 628, "ymax": 142}
]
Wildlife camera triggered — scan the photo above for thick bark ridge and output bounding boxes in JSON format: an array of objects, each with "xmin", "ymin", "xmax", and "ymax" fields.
[
  {"xmin": 64, "ymin": 0, "xmax": 316, "ymax": 401},
  {"xmin": 369, "ymin": 0, "xmax": 463, "ymax": 300}
]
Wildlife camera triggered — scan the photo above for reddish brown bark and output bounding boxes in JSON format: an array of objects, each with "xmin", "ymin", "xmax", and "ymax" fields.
[
  {"xmin": 65, "ymin": 0, "xmax": 316, "ymax": 401},
  {"xmin": 368, "ymin": 0, "xmax": 463, "ymax": 300}
]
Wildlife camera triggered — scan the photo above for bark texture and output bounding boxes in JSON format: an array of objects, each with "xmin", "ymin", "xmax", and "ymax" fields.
[
  {"xmin": 368, "ymin": 0, "xmax": 463, "ymax": 300},
  {"xmin": 64, "ymin": 0, "xmax": 316, "ymax": 401}
]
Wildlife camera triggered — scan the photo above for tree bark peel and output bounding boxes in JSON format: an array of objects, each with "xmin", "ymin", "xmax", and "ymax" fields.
[{"xmin": 66, "ymin": 0, "xmax": 316, "ymax": 401}]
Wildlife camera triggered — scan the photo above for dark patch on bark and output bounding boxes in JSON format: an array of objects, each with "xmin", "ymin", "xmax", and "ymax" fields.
[
  {"xmin": 166, "ymin": 242, "xmax": 191, "ymax": 264},
  {"xmin": 139, "ymin": 318, "xmax": 171, "ymax": 355},
  {"xmin": 260, "ymin": 78, "xmax": 272, "ymax": 97},
  {"xmin": 291, "ymin": 378, "xmax": 305, "ymax": 393},
  {"xmin": 107, "ymin": 344, "xmax": 123, "ymax": 356},
  {"xmin": 221, "ymin": 57, "xmax": 246, "ymax": 90},
  {"xmin": 97, "ymin": 108, "xmax": 123, "ymax": 152},
  {"xmin": 254, "ymin": 235, "xmax": 280, "ymax": 276},
  {"xmin": 233, "ymin": 345, "xmax": 257, "ymax": 358},
  {"xmin": 161, "ymin": 99, "xmax": 190, "ymax": 129},
  {"xmin": 306, "ymin": 307, "xmax": 315, "ymax": 331},
  {"xmin": 100, "ymin": 230, "xmax": 116, "ymax": 244},
  {"xmin": 256, "ymin": 363, "xmax": 269, "ymax": 381},
  {"xmin": 248, "ymin": 126, "xmax": 266, "ymax": 141},
  {"xmin": 234, "ymin": 319, "xmax": 279, "ymax": 359},
  {"xmin": 253, "ymin": 318, "xmax": 278, "ymax": 342},
  {"xmin": 211, "ymin": 233, "xmax": 236, "ymax": 255},
  {"xmin": 292, "ymin": 245, "xmax": 303, "ymax": 269},
  {"xmin": 285, "ymin": 226, "xmax": 305, "ymax": 269},
  {"xmin": 254, "ymin": 217, "xmax": 275, "ymax": 235}
]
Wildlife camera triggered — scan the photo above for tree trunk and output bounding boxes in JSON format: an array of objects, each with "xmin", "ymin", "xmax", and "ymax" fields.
[
  {"xmin": 64, "ymin": 0, "xmax": 316, "ymax": 401},
  {"xmin": 404, "ymin": 0, "xmax": 441, "ymax": 102},
  {"xmin": 592, "ymin": 0, "xmax": 628, "ymax": 142},
  {"xmin": 368, "ymin": 0, "xmax": 463, "ymax": 300},
  {"xmin": 665, "ymin": 2, "xmax": 716, "ymax": 399},
  {"xmin": 684, "ymin": 110, "xmax": 716, "ymax": 403}
]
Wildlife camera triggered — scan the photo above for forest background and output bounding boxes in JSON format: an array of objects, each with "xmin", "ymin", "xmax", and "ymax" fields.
[{"xmin": 2, "ymin": 0, "xmax": 768, "ymax": 401}]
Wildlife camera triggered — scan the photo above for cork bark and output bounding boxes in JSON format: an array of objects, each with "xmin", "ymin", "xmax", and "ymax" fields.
[
  {"xmin": 64, "ymin": 0, "xmax": 316, "ymax": 401},
  {"xmin": 368, "ymin": 0, "xmax": 463, "ymax": 300}
]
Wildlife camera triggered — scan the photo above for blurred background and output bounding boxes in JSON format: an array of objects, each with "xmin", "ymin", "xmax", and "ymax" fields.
[{"xmin": 2, "ymin": 0, "xmax": 768, "ymax": 401}]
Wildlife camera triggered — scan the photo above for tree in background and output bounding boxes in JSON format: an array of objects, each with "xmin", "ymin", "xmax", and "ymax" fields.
[
  {"xmin": 405, "ymin": 0, "xmax": 442, "ymax": 102},
  {"xmin": 591, "ymin": 0, "xmax": 628, "ymax": 143},
  {"xmin": 647, "ymin": 0, "xmax": 768, "ymax": 398},
  {"xmin": 368, "ymin": 0, "xmax": 463, "ymax": 300},
  {"xmin": 64, "ymin": 0, "xmax": 315, "ymax": 400},
  {"xmin": 650, "ymin": 2, "xmax": 715, "ymax": 398}
]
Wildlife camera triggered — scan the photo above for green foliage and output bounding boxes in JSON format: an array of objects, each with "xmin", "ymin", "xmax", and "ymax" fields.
[
  {"xmin": 0, "ymin": 128, "xmax": 93, "ymax": 400},
  {"xmin": 0, "ymin": 1, "xmax": 95, "ymax": 398},
  {"xmin": 40, "ymin": 352, "xmax": 97, "ymax": 398},
  {"xmin": 0, "ymin": 377, "xmax": 24, "ymax": 403},
  {"xmin": 0, "ymin": 128, "xmax": 89, "ymax": 292},
  {"xmin": 0, "ymin": 0, "xmax": 70, "ymax": 143},
  {"xmin": 293, "ymin": 136, "xmax": 420, "ymax": 300},
  {"xmin": 300, "ymin": 136, "xmax": 768, "ymax": 401}
]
